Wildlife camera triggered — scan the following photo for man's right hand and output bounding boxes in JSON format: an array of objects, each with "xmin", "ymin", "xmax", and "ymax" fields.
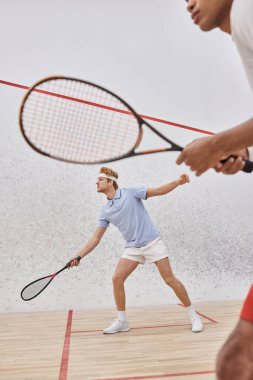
[
  {"xmin": 67, "ymin": 256, "xmax": 82, "ymax": 268},
  {"xmin": 214, "ymin": 149, "xmax": 248, "ymax": 175}
]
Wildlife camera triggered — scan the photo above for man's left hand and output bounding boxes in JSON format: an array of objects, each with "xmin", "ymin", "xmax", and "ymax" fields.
[
  {"xmin": 178, "ymin": 173, "xmax": 190, "ymax": 185},
  {"xmin": 176, "ymin": 136, "xmax": 223, "ymax": 176}
]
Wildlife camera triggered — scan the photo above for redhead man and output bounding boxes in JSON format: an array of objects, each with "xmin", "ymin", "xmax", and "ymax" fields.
[{"xmin": 69, "ymin": 167, "xmax": 203, "ymax": 334}]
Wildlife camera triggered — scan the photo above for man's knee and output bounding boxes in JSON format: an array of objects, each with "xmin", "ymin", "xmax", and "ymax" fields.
[
  {"xmin": 112, "ymin": 272, "xmax": 125, "ymax": 285},
  {"xmin": 164, "ymin": 275, "xmax": 176, "ymax": 287}
]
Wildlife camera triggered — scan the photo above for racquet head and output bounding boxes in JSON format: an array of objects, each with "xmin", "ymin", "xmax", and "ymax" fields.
[
  {"xmin": 20, "ymin": 256, "xmax": 81, "ymax": 301},
  {"xmin": 21, "ymin": 275, "xmax": 54, "ymax": 301},
  {"xmin": 19, "ymin": 76, "xmax": 253, "ymax": 172},
  {"xmin": 19, "ymin": 76, "xmax": 143, "ymax": 164}
]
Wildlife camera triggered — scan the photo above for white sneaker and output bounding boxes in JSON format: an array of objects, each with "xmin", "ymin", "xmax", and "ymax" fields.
[
  {"xmin": 103, "ymin": 319, "xmax": 130, "ymax": 334},
  {"xmin": 191, "ymin": 314, "xmax": 204, "ymax": 333}
]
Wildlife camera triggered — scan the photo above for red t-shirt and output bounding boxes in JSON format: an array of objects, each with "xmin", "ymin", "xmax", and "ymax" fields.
[{"xmin": 240, "ymin": 284, "xmax": 253, "ymax": 323}]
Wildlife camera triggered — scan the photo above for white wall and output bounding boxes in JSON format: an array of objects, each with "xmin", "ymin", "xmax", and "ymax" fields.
[{"xmin": 1, "ymin": 0, "xmax": 252, "ymax": 313}]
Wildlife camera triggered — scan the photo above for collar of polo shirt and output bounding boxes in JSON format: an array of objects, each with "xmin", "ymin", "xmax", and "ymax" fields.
[{"xmin": 107, "ymin": 189, "xmax": 121, "ymax": 206}]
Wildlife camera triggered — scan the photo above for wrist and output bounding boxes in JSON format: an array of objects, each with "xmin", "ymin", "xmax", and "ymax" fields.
[
  {"xmin": 211, "ymin": 133, "xmax": 229, "ymax": 156},
  {"xmin": 214, "ymin": 121, "xmax": 253, "ymax": 157}
]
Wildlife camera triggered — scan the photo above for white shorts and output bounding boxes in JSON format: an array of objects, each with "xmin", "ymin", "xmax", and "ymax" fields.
[{"xmin": 122, "ymin": 236, "xmax": 169, "ymax": 264}]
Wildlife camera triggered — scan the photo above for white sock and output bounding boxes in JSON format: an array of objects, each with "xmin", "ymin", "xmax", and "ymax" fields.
[
  {"xmin": 118, "ymin": 311, "xmax": 126, "ymax": 322},
  {"xmin": 186, "ymin": 305, "xmax": 197, "ymax": 319}
]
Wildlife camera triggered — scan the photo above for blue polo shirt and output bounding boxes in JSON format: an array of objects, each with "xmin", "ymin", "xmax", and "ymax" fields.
[{"xmin": 98, "ymin": 186, "xmax": 160, "ymax": 248}]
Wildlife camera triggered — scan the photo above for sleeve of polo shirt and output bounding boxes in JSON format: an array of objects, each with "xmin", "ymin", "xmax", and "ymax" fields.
[
  {"xmin": 98, "ymin": 208, "xmax": 110, "ymax": 228},
  {"xmin": 127, "ymin": 186, "xmax": 147, "ymax": 200},
  {"xmin": 248, "ymin": 147, "xmax": 253, "ymax": 161}
]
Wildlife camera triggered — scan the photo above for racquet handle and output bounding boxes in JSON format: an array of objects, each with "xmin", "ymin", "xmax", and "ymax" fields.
[
  {"xmin": 220, "ymin": 157, "xmax": 253, "ymax": 173},
  {"xmin": 242, "ymin": 159, "xmax": 253, "ymax": 173},
  {"xmin": 65, "ymin": 256, "xmax": 82, "ymax": 269}
]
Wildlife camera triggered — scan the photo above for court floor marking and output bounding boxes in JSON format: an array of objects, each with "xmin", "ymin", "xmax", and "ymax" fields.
[
  {"xmin": 178, "ymin": 304, "xmax": 218, "ymax": 324},
  {"xmin": 58, "ymin": 307, "xmax": 218, "ymax": 380},
  {"xmin": 71, "ymin": 305, "xmax": 218, "ymax": 334},
  {"xmin": 71, "ymin": 321, "xmax": 214, "ymax": 335},
  {"xmin": 93, "ymin": 369, "xmax": 216, "ymax": 380},
  {"xmin": 58, "ymin": 309, "xmax": 73, "ymax": 380}
]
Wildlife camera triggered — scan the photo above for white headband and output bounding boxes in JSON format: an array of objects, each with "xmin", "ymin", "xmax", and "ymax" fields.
[{"xmin": 98, "ymin": 173, "xmax": 118, "ymax": 183}]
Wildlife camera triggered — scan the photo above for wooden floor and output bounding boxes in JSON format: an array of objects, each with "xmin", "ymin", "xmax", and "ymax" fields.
[{"xmin": 0, "ymin": 300, "xmax": 242, "ymax": 380}]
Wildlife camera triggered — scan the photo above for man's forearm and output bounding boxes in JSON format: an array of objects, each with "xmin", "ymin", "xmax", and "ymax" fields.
[
  {"xmin": 214, "ymin": 118, "xmax": 253, "ymax": 157},
  {"xmin": 150, "ymin": 180, "xmax": 179, "ymax": 196},
  {"xmin": 78, "ymin": 237, "xmax": 100, "ymax": 258}
]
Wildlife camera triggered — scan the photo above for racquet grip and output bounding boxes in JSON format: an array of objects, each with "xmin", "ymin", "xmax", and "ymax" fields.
[
  {"xmin": 242, "ymin": 159, "xmax": 253, "ymax": 173},
  {"xmin": 66, "ymin": 256, "xmax": 82, "ymax": 268},
  {"xmin": 220, "ymin": 157, "xmax": 253, "ymax": 173}
]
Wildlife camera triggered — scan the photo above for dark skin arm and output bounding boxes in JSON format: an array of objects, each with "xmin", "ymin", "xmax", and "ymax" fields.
[
  {"xmin": 216, "ymin": 318, "xmax": 253, "ymax": 380},
  {"xmin": 176, "ymin": 118, "xmax": 253, "ymax": 176}
]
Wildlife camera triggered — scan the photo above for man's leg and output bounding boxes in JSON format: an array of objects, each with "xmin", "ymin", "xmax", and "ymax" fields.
[
  {"xmin": 155, "ymin": 257, "xmax": 203, "ymax": 332},
  {"xmin": 155, "ymin": 257, "xmax": 191, "ymax": 305},
  {"xmin": 103, "ymin": 258, "xmax": 139, "ymax": 334},
  {"xmin": 112, "ymin": 257, "xmax": 139, "ymax": 311}
]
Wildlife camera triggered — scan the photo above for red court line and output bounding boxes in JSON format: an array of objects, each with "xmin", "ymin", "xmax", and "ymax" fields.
[
  {"xmin": 71, "ymin": 321, "xmax": 214, "ymax": 334},
  {"xmin": 0, "ymin": 78, "xmax": 213, "ymax": 136},
  {"xmin": 0, "ymin": 79, "xmax": 29, "ymax": 90},
  {"xmin": 177, "ymin": 304, "xmax": 218, "ymax": 324},
  {"xmin": 194, "ymin": 311, "xmax": 218, "ymax": 324},
  {"xmin": 93, "ymin": 369, "xmax": 215, "ymax": 380},
  {"xmin": 58, "ymin": 309, "xmax": 73, "ymax": 380},
  {"xmin": 139, "ymin": 114, "xmax": 213, "ymax": 136}
]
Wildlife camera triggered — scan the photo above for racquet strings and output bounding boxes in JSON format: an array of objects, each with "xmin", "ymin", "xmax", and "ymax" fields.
[
  {"xmin": 21, "ymin": 79, "xmax": 140, "ymax": 163},
  {"xmin": 21, "ymin": 276, "xmax": 53, "ymax": 300}
]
